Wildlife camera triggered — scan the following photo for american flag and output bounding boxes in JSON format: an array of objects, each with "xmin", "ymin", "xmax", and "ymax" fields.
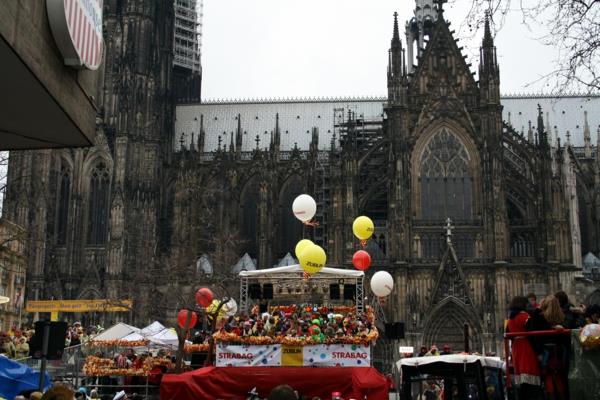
[{"xmin": 64, "ymin": 0, "xmax": 104, "ymax": 69}]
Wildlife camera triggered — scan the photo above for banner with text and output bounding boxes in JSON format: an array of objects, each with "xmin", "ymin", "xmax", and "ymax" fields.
[
  {"xmin": 303, "ymin": 344, "xmax": 371, "ymax": 367},
  {"xmin": 216, "ymin": 344, "xmax": 370, "ymax": 367},
  {"xmin": 216, "ymin": 344, "xmax": 282, "ymax": 367}
]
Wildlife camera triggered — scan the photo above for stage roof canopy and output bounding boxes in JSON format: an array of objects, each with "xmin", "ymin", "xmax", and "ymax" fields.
[{"xmin": 238, "ymin": 264, "xmax": 364, "ymax": 278}]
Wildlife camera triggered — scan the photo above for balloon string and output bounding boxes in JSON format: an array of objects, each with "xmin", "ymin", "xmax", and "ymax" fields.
[
  {"xmin": 360, "ymin": 239, "xmax": 367, "ymax": 248},
  {"xmin": 303, "ymin": 219, "xmax": 320, "ymax": 227}
]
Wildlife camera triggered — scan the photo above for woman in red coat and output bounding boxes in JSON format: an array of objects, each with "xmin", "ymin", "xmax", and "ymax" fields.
[{"xmin": 507, "ymin": 296, "xmax": 543, "ymax": 399}]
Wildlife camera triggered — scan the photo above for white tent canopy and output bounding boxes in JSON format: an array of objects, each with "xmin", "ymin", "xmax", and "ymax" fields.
[
  {"xmin": 92, "ymin": 321, "xmax": 181, "ymax": 350},
  {"xmin": 92, "ymin": 322, "xmax": 140, "ymax": 341},
  {"xmin": 141, "ymin": 321, "xmax": 166, "ymax": 336},
  {"xmin": 148, "ymin": 328, "xmax": 179, "ymax": 348},
  {"xmin": 239, "ymin": 264, "xmax": 364, "ymax": 278}
]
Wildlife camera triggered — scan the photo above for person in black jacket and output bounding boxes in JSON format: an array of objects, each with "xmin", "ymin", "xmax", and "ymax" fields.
[{"xmin": 554, "ymin": 291, "xmax": 585, "ymax": 329}]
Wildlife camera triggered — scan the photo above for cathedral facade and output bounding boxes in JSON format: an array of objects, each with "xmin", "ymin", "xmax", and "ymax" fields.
[{"xmin": 3, "ymin": 0, "xmax": 600, "ymax": 368}]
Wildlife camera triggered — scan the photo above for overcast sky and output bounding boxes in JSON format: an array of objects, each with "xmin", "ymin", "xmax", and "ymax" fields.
[{"xmin": 201, "ymin": 0, "xmax": 556, "ymax": 100}]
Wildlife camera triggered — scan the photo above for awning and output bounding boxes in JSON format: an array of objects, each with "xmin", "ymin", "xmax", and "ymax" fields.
[
  {"xmin": 398, "ymin": 354, "xmax": 504, "ymax": 370},
  {"xmin": 160, "ymin": 366, "xmax": 388, "ymax": 400},
  {"xmin": 92, "ymin": 322, "xmax": 140, "ymax": 341}
]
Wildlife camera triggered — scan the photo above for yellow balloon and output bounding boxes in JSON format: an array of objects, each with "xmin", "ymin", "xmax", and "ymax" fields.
[
  {"xmin": 295, "ymin": 239, "xmax": 314, "ymax": 260},
  {"xmin": 206, "ymin": 299, "xmax": 226, "ymax": 319},
  {"xmin": 353, "ymin": 216, "xmax": 375, "ymax": 240},
  {"xmin": 300, "ymin": 244, "xmax": 327, "ymax": 275}
]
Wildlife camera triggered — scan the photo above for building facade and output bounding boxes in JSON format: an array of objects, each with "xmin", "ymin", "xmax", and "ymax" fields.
[
  {"xmin": 0, "ymin": 220, "xmax": 27, "ymax": 331},
  {"xmin": 0, "ymin": 0, "xmax": 103, "ymax": 149},
  {"xmin": 3, "ymin": 0, "xmax": 600, "ymax": 368}
]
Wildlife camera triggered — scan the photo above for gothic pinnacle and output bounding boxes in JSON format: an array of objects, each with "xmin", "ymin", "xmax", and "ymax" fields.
[
  {"xmin": 434, "ymin": 0, "xmax": 447, "ymax": 19},
  {"xmin": 392, "ymin": 12, "xmax": 400, "ymax": 43},
  {"xmin": 483, "ymin": 11, "xmax": 493, "ymax": 47}
]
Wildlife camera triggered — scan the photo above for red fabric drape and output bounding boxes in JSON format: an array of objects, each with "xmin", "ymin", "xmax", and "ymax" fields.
[{"xmin": 160, "ymin": 366, "xmax": 389, "ymax": 400}]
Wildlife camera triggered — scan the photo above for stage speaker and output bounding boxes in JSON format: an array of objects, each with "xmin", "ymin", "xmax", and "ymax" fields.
[
  {"xmin": 262, "ymin": 283, "xmax": 273, "ymax": 299},
  {"xmin": 329, "ymin": 284, "xmax": 340, "ymax": 300},
  {"xmin": 30, "ymin": 321, "xmax": 68, "ymax": 360},
  {"xmin": 190, "ymin": 351, "xmax": 207, "ymax": 368},
  {"xmin": 343, "ymin": 284, "xmax": 356, "ymax": 300},
  {"xmin": 384, "ymin": 322, "xmax": 405, "ymax": 340},
  {"xmin": 249, "ymin": 283, "xmax": 262, "ymax": 299}
]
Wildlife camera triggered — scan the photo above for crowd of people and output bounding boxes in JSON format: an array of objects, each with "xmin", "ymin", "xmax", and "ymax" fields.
[
  {"xmin": 0, "ymin": 322, "xmax": 101, "ymax": 360},
  {"xmin": 214, "ymin": 305, "xmax": 377, "ymax": 343},
  {"xmin": 508, "ymin": 290, "xmax": 600, "ymax": 400}
]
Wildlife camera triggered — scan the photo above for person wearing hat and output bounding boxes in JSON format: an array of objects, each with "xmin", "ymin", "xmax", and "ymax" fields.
[{"xmin": 113, "ymin": 390, "xmax": 128, "ymax": 400}]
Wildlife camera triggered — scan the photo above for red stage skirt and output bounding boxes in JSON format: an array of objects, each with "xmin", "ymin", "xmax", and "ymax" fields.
[{"xmin": 160, "ymin": 366, "xmax": 389, "ymax": 400}]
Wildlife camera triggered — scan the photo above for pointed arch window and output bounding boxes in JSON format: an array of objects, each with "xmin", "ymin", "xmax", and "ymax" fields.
[
  {"xmin": 419, "ymin": 129, "xmax": 473, "ymax": 221},
  {"xmin": 87, "ymin": 162, "xmax": 110, "ymax": 245},
  {"xmin": 277, "ymin": 176, "xmax": 303, "ymax": 260},
  {"xmin": 240, "ymin": 176, "xmax": 260, "ymax": 259},
  {"xmin": 56, "ymin": 163, "xmax": 71, "ymax": 245}
]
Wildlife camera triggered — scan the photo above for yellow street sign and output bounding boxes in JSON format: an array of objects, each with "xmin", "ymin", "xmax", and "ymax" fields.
[{"xmin": 25, "ymin": 299, "xmax": 133, "ymax": 313}]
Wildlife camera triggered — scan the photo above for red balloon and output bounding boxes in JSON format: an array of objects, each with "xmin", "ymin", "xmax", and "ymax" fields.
[
  {"xmin": 177, "ymin": 309, "xmax": 198, "ymax": 329},
  {"xmin": 352, "ymin": 250, "xmax": 371, "ymax": 271},
  {"xmin": 195, "ymin": 287, "xmax": 214, "ymax": 308},
  {"xmin": 308, "ymin": 324, "xmax": 319, "ymax": 335}
]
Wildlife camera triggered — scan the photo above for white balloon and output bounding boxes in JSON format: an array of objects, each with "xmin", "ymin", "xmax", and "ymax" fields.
[
  {"xmin": 292, "ymin": 194, "xmax": 317, "ymax": 222},
  {"xmin": 370, "ymin": 271, "xmax": 394, "ymax": 297},
  {"xmin": 223, "ymin": 298, "xmax": 238, "ymax": 317}
]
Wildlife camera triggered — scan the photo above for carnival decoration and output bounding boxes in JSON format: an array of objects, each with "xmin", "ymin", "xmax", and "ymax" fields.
[
  {"xmin": 213, "ymin": 330, "xmax": 378, "ymax": 346},
  {"xmin": 295, "ymin": 239, "xmax": 314, "ymax": 261},
  {"xmin": 222, "ymin": 298, "xmax": 238, "ymax": 317},
  {"xmin": 292, "ymin": 194, "xmax": 317, "ymax": 223},
  {"xmin": 83, "ymin": 355, "xmax": 174, "ymax": 377},
  {"xmin": 352, "ymin": 250, "xmax": 372, "ymax": 271},
  {"xmin": 299, "ymin": 243, "xmax": 327, "ymax": 275},
  {"xmin": 580, "ymin": 323, "xmax": 600, "ymax": 350},
  {"xmin": 353, "ymin": 216, "xmax": 374, "ymax": 247},
  {"xmin": 89, "ymin": 339, "xmax": 149, "ymax": 348},
  {"xmin": 370, "ymin": 271, "xmax": 394, "ymax": 297},
  {"xmin": 195, "ymin": 288, "xmax": 214, "ymax": 308},
  {"xmin": 177, "ymin": 309, "xmax": 198, "ymax": 329}
]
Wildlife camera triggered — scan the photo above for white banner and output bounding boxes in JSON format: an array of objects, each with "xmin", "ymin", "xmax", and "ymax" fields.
[
  {"xmin": 303, "ymin": 344, "xmax": 371, "ymax": 367},
  {"xmin": 215, "ymin": 344, "xmax": 371, "ymax": 367},
  {"xmin": 216, "ymin": 344, "xmax": 282, "ymax": 367}
]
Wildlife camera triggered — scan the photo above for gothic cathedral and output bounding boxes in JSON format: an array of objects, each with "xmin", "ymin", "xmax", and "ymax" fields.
[{"xmin": 3, "ymin": 0, "xmax": 600, "ymax": 369}]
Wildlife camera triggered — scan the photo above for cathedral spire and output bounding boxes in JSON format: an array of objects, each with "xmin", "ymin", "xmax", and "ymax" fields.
[
  {"xmin": 434, "ymin": 0, "xmax": 447, "ymax": 20},
  {"xmin": 274, "ymin": 113, "xmax": 281, "ymax": 149},
  {"xmin": 584, "ymin": 110, "xmax": 592, "ymax": 158},
  {"xmin": 483, "ymin": 12, "xmax": 493, "ymax": 48},
  {"xmin": 236, "ymin": 113, "xmax": 243, "ymax": 154},
  {"xmin": 197, "ymin": 115, "xmax": 205, "ymax": 152},
  {"xmin": 392, "ymin": 12, "xmax": 400, "ymax": 45},
  {"xmin": 388, "ymin": 11, "xmax": 404, "ymax": 103},
  {"xmin": 527, "ymin": 121, "xmax": 533, "ymax": 143},
  {"xmin": 537, "ymin": 104, "xmax": 548, "ymax": 149}
]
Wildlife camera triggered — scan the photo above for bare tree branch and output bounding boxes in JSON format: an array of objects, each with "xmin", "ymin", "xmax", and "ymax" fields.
[{"xmin": 462, "ymin": 0, "xmax": 600, "ymax": 92}]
